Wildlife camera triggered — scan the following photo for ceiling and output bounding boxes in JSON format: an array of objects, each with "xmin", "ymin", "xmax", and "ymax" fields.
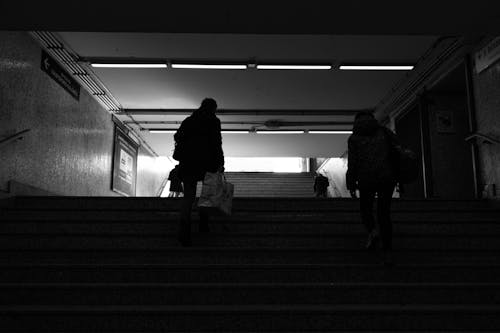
[
  {"xmin": 54, "ymin": 32, "xmax": 438, "ymax": 157},
  {"xmin": 2, "ymin": 1, "xmax": 500, "ymax": 34}
]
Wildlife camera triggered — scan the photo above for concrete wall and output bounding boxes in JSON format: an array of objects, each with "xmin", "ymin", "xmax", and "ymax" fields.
[
  {"xmin": 0, "ymin": 31, "xmax": 165, "ymax": 196},
  {"xmin": 473, "ymin": 53, "xmax": 500, "ymax": 199}
]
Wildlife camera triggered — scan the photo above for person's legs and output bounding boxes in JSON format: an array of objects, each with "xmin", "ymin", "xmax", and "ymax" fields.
[
  {"xmin": 359, "ymin": 186, "xmax": 378, "ymax": 249},
  {"xmin": 178, "ymin": 179, "xmax": 197, "ymax": 246},
  {"xmin": 359, "ymin": 187, "xmax": 376, "ymax": 233},
  {"xmin": 377, "ymin": 183, "xmax": 396, "ymax": 252}
]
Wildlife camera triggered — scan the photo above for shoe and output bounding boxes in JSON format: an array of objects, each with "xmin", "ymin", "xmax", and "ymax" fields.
[{"xmin": 365, "ymin": 230, "xmax": 380, "ymax": 250}]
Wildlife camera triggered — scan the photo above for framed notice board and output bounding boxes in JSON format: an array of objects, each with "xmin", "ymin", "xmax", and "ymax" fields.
[{"xmin": 112, "ymin": 126, "xmax": 139, "ymax": 197}]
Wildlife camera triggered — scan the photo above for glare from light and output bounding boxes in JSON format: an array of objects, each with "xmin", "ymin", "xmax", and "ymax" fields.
[
  {"xmin": 171, "ymin": 64, "xmax": 247, "ymax": 70},
  {"xmin": 257, "ymin": 65, "xmax": 332, "ymax": 70},
  {"xmin": 256, "ymin": 131, "xmax": 305, "ymax": 134},
  {"xmin": 339, "ymin": 65, "xmax": 414, "ymax": 71},
  {"xmin": 91, "ymin": 63, "xmax": 167, "ymax": 68},
  {"xmin": 308, "ymin": 130, "xmax": 353, "ymax": 134},
  {"xmin": 224, "ymin": 157, "xmax": 305, "ymax": 173}
]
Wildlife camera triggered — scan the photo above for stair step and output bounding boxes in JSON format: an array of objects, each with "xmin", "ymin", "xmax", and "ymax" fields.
[
  {"xmin": 0, "ymin": 234, "xmax": 499, "ymax": 250},
  {"xmin": 2, "ymin": 221, "xmax": 499, "ymax": 234},
  {"xmin": 0, "ymin": 249, "xmax": 498, "ymax": 264},
  {"xmin": 2, "ymin": 263, "xmax": 499, "ymax": 283},
  {"xmin": 1, "ymin": 282, "xmax": 498, "ymax": 306},
  {"xmin": 2, "ymin": 210, "xmax": 499, "ymax": 222},
  {"xmin": 1, "ymin": 304, "xmax": 500, "ymax": 331}
]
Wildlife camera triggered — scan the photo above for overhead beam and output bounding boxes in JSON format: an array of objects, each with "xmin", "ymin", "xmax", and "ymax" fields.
[{"xmin": 121, "ymin": 109, "xmax": 366, "ymax": 116}]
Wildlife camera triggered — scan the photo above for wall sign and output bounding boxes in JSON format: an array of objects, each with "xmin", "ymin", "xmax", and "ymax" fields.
[
  {"xmin": 475, "ymin": 37, "xmax": 500, "ymax": 74},
  {"xmin": 112, "ymin": 126, "xmax": 139, "ymax": 197},
  {"xmin": 40, "ymin": 50, "xmax": 80, "ymax": 100}
]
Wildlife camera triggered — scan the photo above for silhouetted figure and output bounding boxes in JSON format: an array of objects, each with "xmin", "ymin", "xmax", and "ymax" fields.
[
  {"xmin": 314, "ymin": 173, "xmax": 329, "ymax": 197},
  {"xmin": 346, "ymin": 111, "xmax": 398, "ymax": 264},
  {"xmin": 173, "ymin": 98, "xmax": 225, "ymax": 246},
  {"xmin": 167, "ymin": 165, "xmax": 183, "ymax": 197}
]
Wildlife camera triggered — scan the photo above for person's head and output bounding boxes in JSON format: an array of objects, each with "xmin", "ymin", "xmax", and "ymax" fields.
[
  {"xmin": 199, "ymin": 98, "xmax": 217, "ymax": 114},
  {"xmin": 354, "ymin": 111, "xmax": 375, "ymax": 122},
  {"xmin": 353, "ymin": 111, "xmax": 379, "ymax": 135}
]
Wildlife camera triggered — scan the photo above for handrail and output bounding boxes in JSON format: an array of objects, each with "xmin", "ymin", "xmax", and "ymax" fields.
[
  {"xmin": 465, "ymin": 133, "xmax": 500, "ymax": 145},
  {"xmin": 0, "ymin": 129, "xmax": 31, "ymax": 147}
]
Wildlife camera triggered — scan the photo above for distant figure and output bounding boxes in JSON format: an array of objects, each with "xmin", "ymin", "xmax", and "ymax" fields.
[
  {"xmin": 313, "ymin": 172, "xmax": 329, "ymax": 197},
  {"xmin": 346, "ymin": 111, "xmax": 398, "ymax": 264},
  {"xmin": 173, "ymin": 98, "xmax": 225, "ymax": 246},
  {"xmin": 167, "ymin": 165, "xmax": 183, "ymax": 197}
]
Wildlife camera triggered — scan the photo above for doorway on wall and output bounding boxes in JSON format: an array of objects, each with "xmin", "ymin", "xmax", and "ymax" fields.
[{"xmin": 396, "ymin": 62, "xmax": 476, "ymax": 199}]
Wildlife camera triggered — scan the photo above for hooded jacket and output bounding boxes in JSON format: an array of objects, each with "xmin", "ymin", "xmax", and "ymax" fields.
[{"xmin": 346, "ymin": 117, "xmax": 397, "ymax": 190}]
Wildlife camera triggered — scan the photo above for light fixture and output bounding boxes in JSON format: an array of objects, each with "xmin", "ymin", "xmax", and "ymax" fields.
[
  {"xmin": 148, "ymin": 129, "xmax": 177, "ymax": 133},
  {"xmin": 339, "ymin": 65, "xmax": 414, "ymax": 71},
  {"xmin": 308, "ymin": 130, "xmax": 353, "ymax": 134},
  {"xmin": 91, "ymin": 64, "xmax": 167, "ymax": 68},
  {"xmin": 257, "ymin": 65, "xmax": 332, "ymax": 70},
  {"xmin": 256, "ymin": 131, "xmax": 306, "ymax": 134},
  {"xmin": 171, "ymin": 64, "xmax": 247, "ymax": 70}
]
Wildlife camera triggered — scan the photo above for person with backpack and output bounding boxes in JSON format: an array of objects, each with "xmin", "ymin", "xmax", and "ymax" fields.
[
  {"xmin": 173, "ymin": 98, "xmax": 225, "ymax": 247},
  {"xmin": 346, "ymin": 111, "xmax": 399, "ymax": 264}
]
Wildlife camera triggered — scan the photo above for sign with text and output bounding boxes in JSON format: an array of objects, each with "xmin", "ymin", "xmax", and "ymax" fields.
[
  {"xmin": 40, "ymin": 50, "xmax": 80, "ymax": 100},
  {"xmin": 112, "ymin": 127, "xmax": 139, "ymax": 197},
  {"xmin": 475, "ymin": 37, "xmax": 500, "ymax": 74}
]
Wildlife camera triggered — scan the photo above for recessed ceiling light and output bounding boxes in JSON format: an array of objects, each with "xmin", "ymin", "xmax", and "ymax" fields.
[
  {"xmin": 171, "ymin": 64, "xmax": 247, "ymax": 70},
  {"xmin": 256, "ymin": 131, "xmax": 306, "ymax": 134},
  {"xmin": 91, "ymin": 64, "xmax": 167, "ymax": 68},
  {"xmin": 257, "ymin": 65, "xmax": 332, "ymax": 70},
  {"xmin": 339, "ymin": 65, "xmax": 414, "ymax": 71},
  {"xmin": 308, "ymin": 130, "xmax": 353, "ymax": 134}
]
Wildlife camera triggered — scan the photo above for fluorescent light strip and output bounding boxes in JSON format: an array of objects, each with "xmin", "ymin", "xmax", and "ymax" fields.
[
  {"xmin": 171, "ymin": 64, "xmax": 247, "ymax": 70},
  {"xmin": 92, "ymin": 63, "xmax": 167, "ymax": 68},
  {"xmin": 256, "ymin": 131, "xmax": 305, "ymax": 134},
  {"xmin": 309, "ymin": 130, "xmax": 353, "ymax": 134},
  {"xmin": 339, "ymin": 65, "xmax": 414, "ymax": 71},
  {"xmin": 257, "ymin": 65, "xmax": 332, "ymax": 70},
  {"xmin": 148, "ymin": 130, "xmax": 177, "ymax": 133}
]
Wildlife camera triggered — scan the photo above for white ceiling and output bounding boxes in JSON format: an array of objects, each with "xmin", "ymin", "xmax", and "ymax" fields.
[{"xmin": 57, "ymin": 33, "xmax": 437, "ymax": 157}]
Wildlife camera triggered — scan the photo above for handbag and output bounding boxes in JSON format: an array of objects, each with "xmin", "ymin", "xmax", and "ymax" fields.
[{"xmin": 198, "ymin": 172, "xmax": 234, "ymax": 216}]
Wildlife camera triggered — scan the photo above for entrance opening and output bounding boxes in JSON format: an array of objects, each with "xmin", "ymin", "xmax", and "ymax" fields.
[{"xmin": 224, "ymin": 157, "xmax": 308, "ymax": 173}]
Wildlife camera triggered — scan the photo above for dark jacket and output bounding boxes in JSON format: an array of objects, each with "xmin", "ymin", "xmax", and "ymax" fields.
[
  {"xmin": 314, "ymin": 175, "xmax": 329, "ymax": 192},
  {"xmin": 168, "ymin": 166, "xmax": 183, "ymax": 192},
  {"xmin": 346, "ymin": 117, "xmax": 397, "ymax": 190},
  {"xmin": 174, "ymin": 110, "xmax": 224, "ymax": 181}
]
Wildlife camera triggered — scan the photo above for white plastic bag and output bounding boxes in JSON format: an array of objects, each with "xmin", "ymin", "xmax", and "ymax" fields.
[{"xmin": 198, "ymin": 172, "xmax": 234, "ymax": 216}]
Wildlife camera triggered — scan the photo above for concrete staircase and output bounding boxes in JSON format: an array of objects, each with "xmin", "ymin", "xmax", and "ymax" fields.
[
  {"xmin": 0, "ymin": 196, "xmax": 500, "ymax": 331},
  {"xmin": 217, "ymin": 172, "xmax": 315, "ymax": 197}
]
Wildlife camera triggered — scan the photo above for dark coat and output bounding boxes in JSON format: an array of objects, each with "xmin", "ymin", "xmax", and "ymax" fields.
[
  {"xmin": 174, "ymin": 110, "xmax": 224, "ymax": 181},
  {"xmin": 168, "ymin": 166, "xmax": 183, "ymax": 192},
  {"xmin": 346, "ymin": 118, "xmax": 397, "ymax": 190},
  {"xmin": 314, "ymin": 175, "xmax": 329, "ymax": 192}
]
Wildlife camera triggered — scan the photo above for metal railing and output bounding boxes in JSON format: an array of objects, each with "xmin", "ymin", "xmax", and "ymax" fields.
[
  {"xmin": 0, "ymin": 129, "xmax": 31, "ymax": 148},
  {"xmin": 465, "ymin": 133, "xmax": 500, "ymax": 145}
]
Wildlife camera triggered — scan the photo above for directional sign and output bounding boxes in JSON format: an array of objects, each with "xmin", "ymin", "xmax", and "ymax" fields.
[{"xmin": 40, "ymin": 50, "xmax": 80, "ymax": 100}]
